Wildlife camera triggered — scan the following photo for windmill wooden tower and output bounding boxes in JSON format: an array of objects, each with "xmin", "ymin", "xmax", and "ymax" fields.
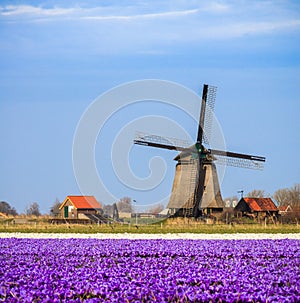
[{"xmin": 134, "ymin": 84, "xmax": 266, "ymax": 218}]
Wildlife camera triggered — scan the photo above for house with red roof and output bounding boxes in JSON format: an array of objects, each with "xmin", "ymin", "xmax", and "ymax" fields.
[
  {"xmin": 278, "ymin": 205, "xmax": 293, "ymax": 215},
  {"xmin": 59, "ymin": 196, "xmax": 102, "ymax": 219},
  {"xmin": 234, "ymin": 197, "xmax": 279, "ymax": 220}
]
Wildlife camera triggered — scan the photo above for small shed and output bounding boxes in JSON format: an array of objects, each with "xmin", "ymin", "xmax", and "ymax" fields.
[
  {"xmin": 234, "ymin": 197, "xmax": 279, "ymax": 220},
  {"xmin": 59, "ymin": 196, "xmax": 102, "ymax": 219}
]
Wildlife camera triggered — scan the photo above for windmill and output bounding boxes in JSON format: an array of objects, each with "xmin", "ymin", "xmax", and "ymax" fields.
[{"xmin": 134, "ymin": 84, "xmax": 266, "ymax": 218}]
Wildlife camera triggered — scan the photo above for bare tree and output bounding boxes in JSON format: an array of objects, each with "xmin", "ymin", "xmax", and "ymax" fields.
[
  {"xmin": 247, "ymin": 190, "xmax": 265, "ymax": 198},
  {"xmin": 289, "ymin": 184, "xmax": 300, "ymax": 207},
  {"xmin": 274, "ymin": 184, "xmax": 300, "ymax": 207},
  {"xmin": 148, "ymin": 204, "xmax": 164, "ymax": 214},
  {"xmin": 103, "ymin": 204, "xmax": 114, "ymax": 217},
  {"xmin": 117, "ymin": 197, "xmax": 132, "ymax": 213},
  {"xmin": 273, "ymin": 188, "xmax": 290, "ymax": 206},
  {"xmin": 50, "ymin": 198, "xmax": 61, "ymax": 217},
  {"xmin": 0, "ymin": 201, "xmax": 18, "ymax": 216},
  {"xmin": 26, "ymin": 202, "xmax": 41, "ymax": 217}
]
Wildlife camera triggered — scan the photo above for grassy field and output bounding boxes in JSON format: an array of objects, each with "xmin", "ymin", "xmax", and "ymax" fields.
[{"xmin": 0, "ymin": 221, "xmax": 299, "ymax": 234}]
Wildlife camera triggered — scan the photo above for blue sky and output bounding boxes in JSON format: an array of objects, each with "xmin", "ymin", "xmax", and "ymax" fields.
[{"xmin": 0, "ymin": 0, "xmax": 299, "ymax": 213}]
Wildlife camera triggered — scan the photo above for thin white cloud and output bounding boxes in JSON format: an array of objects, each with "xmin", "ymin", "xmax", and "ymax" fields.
[
  {"xmin": 1, "ymin": 5, "xmax": 78, "ymax": 16},
  {"xmin": 0, "ymin": 4, "xmax": 199, "ymax": 20},
  {"xmin": 0, "ymin": 1, "xmax": 231, "ymax": 21},
  {"xmin": 81, "ymin": 9, "xmax": 199, "ymax": 21}
]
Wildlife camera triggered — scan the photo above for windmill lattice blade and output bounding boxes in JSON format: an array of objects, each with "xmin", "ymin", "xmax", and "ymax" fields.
[
  {"xmin": 203, "ymin": 85, "xmax": 217, "ymax": 145},
  {"xmin": 134, "ymin": 132, "xmax": 190, "ymax": 151},
  {"xmin": 197, "ymin": 84, "xmax": 208, "ymax": 144},
  {"xmin": 214, "ymin": 155, "xmax": 265, "ymax": 170},
  {"xmin": 210, "ymin": 148, "xmax": 266, "ymax": 170},
  {"xmin": 209, "ymin": 149, "xmax": 266, "ymax": 162}
]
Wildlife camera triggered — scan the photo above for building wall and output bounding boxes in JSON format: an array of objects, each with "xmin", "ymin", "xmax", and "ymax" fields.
[
  {"xmin": 119, "ymin": 212, "xmax": 132, "ymax": 219},
  {"xmin": 77, "ymin": 209, "xmax": 98, "ymax": 215},
  {"xmin": 234, "ymin": 200, "xmax": 251, "ymax": 213},
  {"xmin": 255, "ymin": 211, "xmax": 279, "ymax": 220},
  {"xmin": 61, "ymin": 199, "xmax": 78, "ymax": 218},
  {"xmin": 235, "ymin": 208, "xmax": 279, "ymax": 221}
]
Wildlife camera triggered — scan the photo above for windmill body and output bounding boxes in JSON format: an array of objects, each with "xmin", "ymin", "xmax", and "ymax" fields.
[
  {"xmin": 134, "ymin": 84, "xmax": 266, "ymax": 218},
  {"xmin": 167, "ymin": 153, "xmax": 223, "ymax": 217}
]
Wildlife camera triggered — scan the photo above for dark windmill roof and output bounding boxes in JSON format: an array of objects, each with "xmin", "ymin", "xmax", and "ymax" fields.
[
  {"xmin": 240, "ymin": 198, "xmax": 278, "ymax": 212},
  {"xmin": 174, "ymin": 144, "xmax": 197, "ymax": 161},
  {"xmin": 173, "ymin": 144, "xmax": 215, "ymax": 163}
]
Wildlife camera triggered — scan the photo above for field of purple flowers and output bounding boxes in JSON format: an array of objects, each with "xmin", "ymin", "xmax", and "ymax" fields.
[{"xmin": 0, "ymin": 238, "xmax": 299, "ymax": 302}]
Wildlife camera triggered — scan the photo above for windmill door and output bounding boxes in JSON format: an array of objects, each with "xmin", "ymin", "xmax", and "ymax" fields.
[{"xmin": 64, "ymin": 206, "xmax": 69, "ymax": 218}]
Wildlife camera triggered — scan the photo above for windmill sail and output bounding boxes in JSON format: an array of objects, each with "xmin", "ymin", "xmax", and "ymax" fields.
[
  {"xmin": 203, "ymin": 85, "xmax": 217, "ymax": 145},
  {"xmin": 134, "ymin": 132, "xmax": 190, "ymax": 151},
  {"xmin": 210, "ymin": 149, "xmax": 265, "ymax": 170},
  {"xmin": 196, "ymin": 85, "xmax": 207, "ymax": 144}
]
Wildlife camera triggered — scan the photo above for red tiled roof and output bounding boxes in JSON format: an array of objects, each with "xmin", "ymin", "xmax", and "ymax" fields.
[
  {"xmin": 60, "ymin": 196, "xmax": 101, "ymax": 209},
  {"xmin": 243, "ymin": 198, "xmax": 278, "ymax": 212},
  {"xmin": 279, "ymin": 205, "xmax": 292, "ymax": 212}
]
